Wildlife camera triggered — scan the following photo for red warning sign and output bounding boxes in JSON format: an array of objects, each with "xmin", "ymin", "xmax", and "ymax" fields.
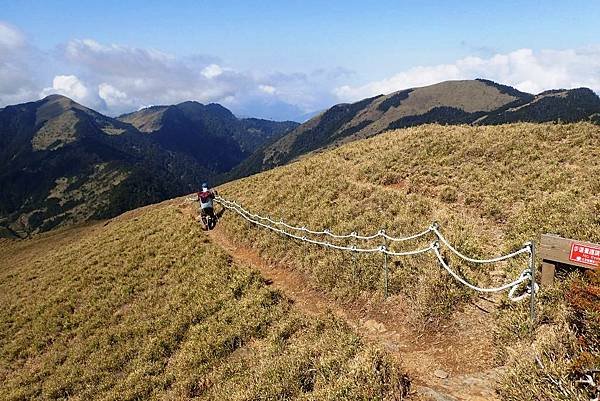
[{"xmin": 569, "ymin": 243, "xmax": 600, "ymax": 268}]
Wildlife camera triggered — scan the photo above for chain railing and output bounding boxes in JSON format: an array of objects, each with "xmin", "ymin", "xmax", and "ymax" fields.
[{"xmin": 210, "ymin": 195, "xmax": 537, "ymax": 306}]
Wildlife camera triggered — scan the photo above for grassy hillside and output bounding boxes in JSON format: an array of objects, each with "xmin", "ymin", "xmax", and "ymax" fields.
[
  {"xmin": 0, "ymin": 201, "xmax": 407, "ymax": 400},
  {"xmin": 230, "ymin": 79, "xmax": 522, "ymax": 178},
  {"xmin": 217, "ymin": 122, "xmax": 600, "ymax": 400},
  {"xmin": 1, "ymin": 95, "xmax": 297, "ymax": 237},
  {"xmin": 229, "ymin": 80, "xmax": 600, "ymax": 180},
  {"xmin": 0, "ymin": 95, "xmax": 211, "ymax": 237}
]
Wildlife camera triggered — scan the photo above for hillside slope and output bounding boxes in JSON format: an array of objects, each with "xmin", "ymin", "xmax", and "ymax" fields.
[
  {"xmin": 0, "ymin": 201, "xmax": 407, "ymax": 400},
  {"xmin": 0, "ymin": 95, "xmax": 208, "ymax": 237},
  {"xmin": 217, "ymin": 122, "xmax": 600, "ymax": 400},
  {"xmin": 0, "ymin": 96, "xmax": 297, "ymax": 237},
  {"xmin": 118, "ymin": 102, "xmax": 298, "ymax": 165},
  {"xmin": 220, "ymin": 122, "xmax": 600, "ymax": 319},
  {"xmin": 231, "ymin": 80, "xmax": 600, "ymax": 179}
]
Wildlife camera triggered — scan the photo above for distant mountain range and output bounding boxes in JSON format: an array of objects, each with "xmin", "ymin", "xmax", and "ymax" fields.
[
  {"xmin": 229, "ymin": 79, "xmax": 600, "ymax": 179},
  {"xmin": 0, "ymin": 95, "xmax": 297, "ymax": 237},
  {"xmin": 2, "ymin": 79, "xmax": 599, "ymax": 237},
  {"xmin": 118, "ymin": 102, "xmax": 298, "ymax": 172}
]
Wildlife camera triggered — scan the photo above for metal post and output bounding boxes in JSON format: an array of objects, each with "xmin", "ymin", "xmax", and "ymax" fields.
[
  {"xmin": 351, "ymin": 232, "xmax": 357, "ymax": 285},
  {"xmin": 529, "ymin": 241, "xmax": 537, "ymax": 327},
  {"xmin": 352, "ymin": 250, "xmax": 356, "ymax": 283},
  {"xmin": 383, "ymin": 231, "xmax": 388, "ymax": 299}
]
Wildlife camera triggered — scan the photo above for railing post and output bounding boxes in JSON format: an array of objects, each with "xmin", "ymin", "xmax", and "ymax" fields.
[
  {"xmin": 382, "ymin": 230, "xmax": 388, "ymax": 299},
  {"xmin": 352, "ymin": 245, "xmax": 356, "ymax": 285},
  {"xmin": 350, "ymin": 231, "xmax": 356, "ymax": 286},
  {"xmin": 529, "ymin": 241, "xmax": 537, "ymax": 327}
]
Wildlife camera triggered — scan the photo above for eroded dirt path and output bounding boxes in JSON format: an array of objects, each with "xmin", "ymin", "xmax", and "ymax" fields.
[{"xmin": 179, "ymin": 200, "xmax": 502, "ymax": 401}]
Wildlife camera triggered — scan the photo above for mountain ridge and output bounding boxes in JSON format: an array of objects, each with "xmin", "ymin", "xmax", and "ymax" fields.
[
  {"xmin": 228, "ymin": 79, "xmax": 600, "ymax": 180},
  {"xmin": 0, "ymin": 95, "xmax": 297, "ymax": 236},
  {"xmin": 3, "ymin": 79, "xmax": 599, "ymax": 236}
]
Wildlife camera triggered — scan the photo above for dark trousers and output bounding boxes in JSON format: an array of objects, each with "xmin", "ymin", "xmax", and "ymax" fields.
[{"xmin": 201, "ymin": 207, "xmax": 215, "ymax": 219}]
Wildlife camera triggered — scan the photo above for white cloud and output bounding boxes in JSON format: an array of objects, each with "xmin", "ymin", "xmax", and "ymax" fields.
[
  {"xmin": 62, "ymin": 39, "xmax": 249, "ymax": 109},
  {"xmin": 0, "ymin": 22, "xmax": 39, "ymax": 105},
  {"xmin": 41, "ymin": 75, "xmax": 90, "ymax": 103},
  {"xmin": 334, "ymin": 47, "xmax": 600, "ymax": 102},
  {"xmin": 0, "ymin": 21, "xmax": 25, "ymax": 49},
  {"xmin": 49, "ymin": 38, "xmax": 346, "ymax": 119},
  {"xmin": 0, "ymin": 26, "xmax": 347, "ymax": 119},
  {"xmin": 65, "ymin": 39, "xmax": 176, "ymax": 77},
  {"xmin": 258, "ymin": 84, "xmax": 276, "ymax": 95},
  {"xmin": 201, "ymin": 64, "xmax": 223, "ymax": 79},
  {"xmin": 4, "ymin": 21, "xmax": 596, "ymax": 121},
  {"xmin": 98, "ymin": 83, "xmax": 131, "ymax": 108}
]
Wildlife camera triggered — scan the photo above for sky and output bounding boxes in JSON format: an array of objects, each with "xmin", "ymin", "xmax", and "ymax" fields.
[{"xmin": 1, "ymin": 0, "xmax": 599, "ymax": 120}]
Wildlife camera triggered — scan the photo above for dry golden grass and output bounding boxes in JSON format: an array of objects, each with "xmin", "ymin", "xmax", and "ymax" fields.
[
  {"xmin": 31, "ymin": 110, "xmax": 80, "ymax": 151},
  {"xmin": 0, "ymin": 202, "xmax": 407, "ymax": 400},
  {"xmin": 217, "ymin": 122, "xmax": 600, "ymax": 400},
  {"xmin": 351, "ymin": 80, "xmax": 521, "ymax": 138},
  {"xmin": 390, "ymin": 80, "xmax": 518, "ymax": 113},
  {"xmin": 118, "ymin": 107, "xmax": 166, "ymax": 133}
]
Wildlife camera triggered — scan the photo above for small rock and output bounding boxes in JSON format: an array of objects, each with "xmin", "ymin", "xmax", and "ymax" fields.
[
  {"xmin": 417, "ymin": 386, "xmax": 459, "ymax": 401},
  {"xmin": 363, "ymin": 319, "xmax": 386, "ymax": 333},
  {"xmin": 434, "ymin": 369, "xmax": 449, "ymax": 379}
]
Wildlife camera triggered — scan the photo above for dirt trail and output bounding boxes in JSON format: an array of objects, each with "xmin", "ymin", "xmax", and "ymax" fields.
[{"xmin": 179, "ymin": 199, "xmax": 502, "ymax": 400}]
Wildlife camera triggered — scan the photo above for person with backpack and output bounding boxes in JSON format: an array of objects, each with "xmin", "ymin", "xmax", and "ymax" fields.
[{"xmin": 197, "ymin": 183, "xmax": 218, "ymax": 229}]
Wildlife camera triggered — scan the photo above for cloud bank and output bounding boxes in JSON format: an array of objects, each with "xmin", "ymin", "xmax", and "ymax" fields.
[
  {"xmin": 334, "ymin": 48, "xmax": 600, "ymax": 102},
  {"xmin": 0, "ymin": 23, "xmax": 347, "ymax": 120},
  {"xmin": 1, "ymin": 21, "xmax": 599, "ymax": 120},
  {"xmin": 0, "ymin": 22, "xmax": 41, "ymax": 106}
]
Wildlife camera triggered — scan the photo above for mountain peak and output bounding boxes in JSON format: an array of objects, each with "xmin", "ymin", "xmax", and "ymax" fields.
[
  {"xmin": 39, "ymin": 94, "xmax": 80, "ymax": 109},
  {"xmin": 175, "ymin": 101, "xmax": 236, "ymax": 120},
  {"xmin": 175, "ymin": 100, "xmax": 204, "ymax": 107},
  {"xmin": 35, "ymin": 94, "xmax": 84, "ymax": 126},
  {"xmin": 230, "ymin": 79, "xmax": 600, "ymax": 180},
  {"xmin": 41, "ymin": 93, "xmax": 72, "ymax": 101}
]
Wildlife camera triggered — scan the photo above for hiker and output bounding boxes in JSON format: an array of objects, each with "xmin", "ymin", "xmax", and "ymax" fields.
[{"xmin": 198, "ymin": 183, "xmax": 218, "ymax": 226}]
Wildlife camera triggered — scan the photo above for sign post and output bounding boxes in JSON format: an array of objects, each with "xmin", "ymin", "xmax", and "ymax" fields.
[
  {"xmin": 569, "ymin": 243, "xmax": 600, "ymax": 267},
  {"xmin": 539, "ymin": 234, "xmax": 600, "ymax": 285}
]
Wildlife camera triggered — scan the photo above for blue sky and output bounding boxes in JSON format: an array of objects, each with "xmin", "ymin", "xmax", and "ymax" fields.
[{"xmin": 1, "ymin": 1, "xmax": 599, "ymax": 120}]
